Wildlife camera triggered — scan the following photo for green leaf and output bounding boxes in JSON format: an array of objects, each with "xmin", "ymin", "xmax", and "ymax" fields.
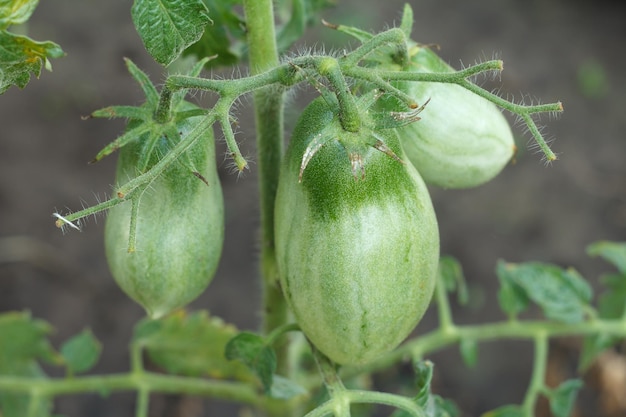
[
  {"xmin": 578, "ymin": 272, "xmax": 626, "ymax": 371},
  {"xmin": 579, "ymin": 332, "xmax": 618, "ymax": 371},
  {"xmin": 496, "ymin": 261, "xmax": 593, "ymax": 323},
  {"xmin": 391, "ymin": 361, "xmax": 459, "ymax": 417},
  {"xmin": 225, "ymin": 332, "xmax": 276, "ymax": 393},
  {"xmin": 133, "ymin": 311, "xmax": 256, "ymax": 382},
  {"xmin": 587, "ymin": 241, "xmax": 626, "ymax": 274},
  {"xmin": 481, "ymin": 405, "xmax": 524, "ymax": 417},
  {"xmin": 183, "ymin": 0, "xmax": 244, "ymax": 69},
  {"xmin": 0, "ymin": 0, "xmax": 39, "ymax": 28},
  {"xmin": 268, "ymin": 374, "xmax": 307, "ymax": 400},
  {"xmin": 0, "ymin": 312, "xmax": 58, "ymax": 417},
  {"xmin": 439, "ymin": 256, "xmax": 469, "ymax": 305},
  {"xmin": 0, "ymin": 312, "xmax": 60, "ymax": 373},
  {"xmin": 459, "ymin": 338, "xmax": 478, "ymax": 368},
  {"xmin": 60, "ymin": 329, "xmax": 101, "ymax": 374},
  {"xmin": 0, "ymin": 30, "xmax": 64, "ymax": 94},
  {"xmin": 131, "ymin": 0, "xmax": 211, "ymax": 66},
  {"xmin": 546, "ymin": 379, "xmax": 583, "ymax": 417}
]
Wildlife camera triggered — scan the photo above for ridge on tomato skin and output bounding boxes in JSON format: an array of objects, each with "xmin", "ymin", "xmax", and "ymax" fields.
[
  {"xmin": 376, "ymin": 44, "xmax": 516, "ymax": 189},
  {"xmin": 275, "ymin": 97, "xmax": 440, "ymax": 365},
  {"xmin": 104, "ymin": 103, "xmax": 224, "ymax": 319}
]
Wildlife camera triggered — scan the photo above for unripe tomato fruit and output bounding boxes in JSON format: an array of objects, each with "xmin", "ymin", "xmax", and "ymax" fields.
[
  {"xmin": 105, "ymin": 105, "xmax": 224, "ymax": 319},
  {"xmin": 380, "ymin": 46, "xmax": 516, "ymax": 189},
  {"xmin": 275, "ymin": 97, "xmax": 439, "ymax": 365}
]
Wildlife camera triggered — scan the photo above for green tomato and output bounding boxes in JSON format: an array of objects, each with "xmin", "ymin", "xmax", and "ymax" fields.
[
  {"xmin": 275, "ymin": 97, "xmax": 439, "ymax": 365},
  {"xmin": 381, "ymin": 45, "xmax": 516, "ymax": 189},
  {"xmin": 105, "ymin": 106, "xmax": 224, "ymax": 319}
]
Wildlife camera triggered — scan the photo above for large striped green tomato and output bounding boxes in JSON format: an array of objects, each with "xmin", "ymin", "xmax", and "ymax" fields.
[
  {"xmin": 275, "ymin": 97, "xmax": 439, "ymax": 365},
  {"xmin": 380, "ymin": 45, "xmax": 516, "ymax": 189},
  {"xmin": 105, "ymin": 107, "xmax": 224, "ymax": 319}
]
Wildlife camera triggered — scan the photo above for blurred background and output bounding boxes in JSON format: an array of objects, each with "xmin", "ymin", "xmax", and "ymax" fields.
[{"xmin": 1, "ymin": 0, "xmax": 625, "ymax": 416}]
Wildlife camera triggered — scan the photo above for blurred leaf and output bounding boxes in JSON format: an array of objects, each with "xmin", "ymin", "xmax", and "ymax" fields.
[
  {"xmin": 597, "ymin": 273, "xmax": 626, "ymax": 319},
  {"xmin": 0, "ymin": 312, "xmax": 58, "ymax": 417},
  {"xmin": 481, "ymin": 405, "xmax": 524, "ymax": 417},
  {"xmin": 391, "ymin": 361, "xmax": 459, "ymax": 417},
  {"xmin": 276, "ymin": 0, "xmax": 305, "ymax": 52},
  {"xmin": 587, "ymin": 241, "xmax": 626, "ymax": 274},
  {"xmin": 546, "ymin": 379, "xmax": 583, "ymax": 417},
  {"xmin": 579, "ymin": 332, "xmax": 619, "ymax": 372},
  {"xmin": 225, "ymin": 332, "xmax": 276, "ymax": 393},
  {"xmin": 131, "ymin": 0, "xmax": 211, "ymax": 66},
  {"xmin": 133, "ymin": 311, "xmax": 255, "ymax": 382},
  {"xmin": 439, "ymin": 256, "xmax": 468, "ymax": 305},
  {"xmin": 579, "ymin": 272, "xmax": 626, "ymax": 371},
  {"xmin": 183, "ymin": 0, "xmax": 245, "ymax": 69},
  {"xmin": 268, "ymin": 374, "xmax": 306, "ymax": 400},
  {"xmin": 0, "ymin": 0, "xmax": 39, "ymax": 28},
  {"xmin": 459, "ymin": 338, "xmax": 478, "ymax": 368},
  {"xmin": 497, "ymin": 265, "xmax": 530, "ymax": 319},
  {"xmin": 0, "ymin": 312, "xmax": 60, "ymax": 373},
  {"xmin": 60, "ymin": 329, "xmax": 101, "ymax": 374},
  {"xmin": 0, "ymin": 30, "xmax": 64, "ymax": 94},
  {"xmin": 496, "ymin": 261, "xmax": 592, "ymax": 323},
  {"xmin": 576, "ymin": 59, "xmax": 609, "ymax": 100}
]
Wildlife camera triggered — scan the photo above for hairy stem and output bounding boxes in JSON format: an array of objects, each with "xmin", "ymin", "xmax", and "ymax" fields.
[{"xmin": 242, "ymin": 0, "xmax": 289, "ymax": 375}]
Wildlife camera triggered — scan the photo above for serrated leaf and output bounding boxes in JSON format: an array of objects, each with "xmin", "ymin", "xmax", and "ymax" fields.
[
  {"xmin": 60, "ymin": 329, "xmax": 101, "ymax": 374},
  {"xmin": 183, "ymin": 0, "xmax": 244, "ymax": 69},
  {"xmin": 131, "ymin": 0, "xmax": 211, "ymax": 66},
  {"xmin": 133, "ymin": 311, "xmax": 255, "ymax": 382},
  {"xmin": 0, "ymin": 0, "xmax": 39, "ymax": 28},
  {"xmin": 225, "ymin": 332, "xmax": 276, "ymax": 393},
  {"xmin": 587, "ymin": 241, "xmax": 626, "ymax": 274},
  {"xmin": 0, "ymin": 30, "xmax": 64, "ymax": 94},
  {"xmin": 547, "ymin": 379, "xmax": 583, "ymax": 417},
  {"xmin": 481, "ymin": 405, "xmax": 524, "ymax": 417},
  {"xmin": 459, "ymin": 338, "xmax": 478, "ymax": 368},
  {"xmin": 496, "ymin": 261, "xmax": 592, "ymax": 323}
]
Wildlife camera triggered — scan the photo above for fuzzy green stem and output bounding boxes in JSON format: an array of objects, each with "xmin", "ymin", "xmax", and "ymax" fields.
[{"xmin": 242, "ymin": 0, "xmax": 289, "ymax": 375}]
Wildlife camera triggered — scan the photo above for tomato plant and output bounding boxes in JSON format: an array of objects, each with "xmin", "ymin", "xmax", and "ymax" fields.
[{"xmin": 1, "ymin": 1, "xmax": 624, "ymax": 417}]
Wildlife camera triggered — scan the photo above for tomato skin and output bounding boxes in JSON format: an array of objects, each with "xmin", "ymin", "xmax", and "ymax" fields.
[
  {"xmin": 275, "ymin": 97, "xmax": 439, "ymax": 365},
  {"xmin": 381, "ymin": 46, "xmax": 516, "ymax": 189},
  {"xmin": 104, "ymin": 110, "xmax": 224, "ymax": 319}
]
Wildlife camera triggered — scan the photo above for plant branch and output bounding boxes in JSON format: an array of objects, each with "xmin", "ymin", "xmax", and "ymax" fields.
[{"xmin": 242, "ymin": 0, "xmax": 289, "ymax": 377}]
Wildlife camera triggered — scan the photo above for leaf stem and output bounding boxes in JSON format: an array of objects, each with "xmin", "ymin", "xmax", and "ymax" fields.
[{"xmin": 521, "ymin": 332, "xmax": 548, "ymax": 416}]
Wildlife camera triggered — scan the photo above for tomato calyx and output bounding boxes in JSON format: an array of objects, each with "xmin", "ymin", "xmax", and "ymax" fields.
[{"xmin": 299, "ymin": 89, "xmax": 426, "ymax": 181}]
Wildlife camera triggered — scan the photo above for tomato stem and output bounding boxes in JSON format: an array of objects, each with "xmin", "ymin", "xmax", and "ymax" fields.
[{"xmin": 242, "ymin": 0, "xmax": 289, "ymax": 375}]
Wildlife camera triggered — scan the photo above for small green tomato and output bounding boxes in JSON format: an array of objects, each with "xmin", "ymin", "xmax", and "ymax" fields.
[
  {"xmin": 381, "ymin": 45, "xmax": 516, "ymax": 189},
  {"xmin": 105, "ymin": 105, "xmax": 224, "ymax": 319},
  {"xmin": 275, "ymin": 97, "xmax": 439, "ymax": 365}
]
